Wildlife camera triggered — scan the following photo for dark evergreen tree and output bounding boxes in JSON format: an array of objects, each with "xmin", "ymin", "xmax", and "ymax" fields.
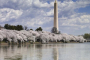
[
  {"xmin": 4, "ymin": 24, "xmax": 9, "ymax": 29},
  {"xmin": 16, "ymin": 25, "xmax": 23, "ymax": 31},
  {"xmin": 35, "ymin": 27, "xmax": 43, "ymax": 31},
  {"xmin": 30, "ymin": 29, "xmax": 33, "ymax": 31},
  {"xmin": 83, "ymin": 33, "xmax": 90, "ymax": 39},
  {"xmin": 4, "ymin": 24, "xmax": 24, "ymax": 31}
]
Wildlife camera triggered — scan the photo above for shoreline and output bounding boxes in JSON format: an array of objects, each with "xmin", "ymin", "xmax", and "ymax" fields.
[{"xmin": 0, "ymin": 41, "xmax": 84, "ymax": 46}]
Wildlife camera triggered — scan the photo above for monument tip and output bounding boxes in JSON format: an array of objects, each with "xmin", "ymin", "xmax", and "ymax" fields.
[{"xmin": 55, "ymin": 0, "xmax": 57, "ymax": 3}]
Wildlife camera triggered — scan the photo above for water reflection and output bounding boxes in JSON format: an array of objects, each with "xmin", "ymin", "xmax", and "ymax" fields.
[
  {"xmin": 53, "ymin": 46, "xmax": 59, "ymax": 60},
  {"xmin": 0, "ymin": 43, "xmax": 90, "ymax": 60},
  {"xmin": 4, "ymin": 55, "xmax": 22, "ymax": 60}
]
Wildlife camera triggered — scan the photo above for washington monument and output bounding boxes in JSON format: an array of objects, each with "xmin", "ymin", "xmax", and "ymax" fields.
[{"xmin": 52, "ymin": 0, "xmax": 59, "ymax": 34}]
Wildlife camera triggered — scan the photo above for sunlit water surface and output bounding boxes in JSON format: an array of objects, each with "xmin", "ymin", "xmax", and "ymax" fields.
[{"xmin": 0, "ymin": 43, "xmax": 90, "ymax": 60}]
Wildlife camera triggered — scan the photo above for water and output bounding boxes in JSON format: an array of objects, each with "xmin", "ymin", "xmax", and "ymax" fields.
[{"xmin": 0, "ymin": 43, "xmax": 90, "ymax": 60}]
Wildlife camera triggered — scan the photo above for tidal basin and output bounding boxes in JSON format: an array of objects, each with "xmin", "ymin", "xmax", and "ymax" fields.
[{"xmin": 0, "ymin": 43, "xmax": 90, "ymax": 60}]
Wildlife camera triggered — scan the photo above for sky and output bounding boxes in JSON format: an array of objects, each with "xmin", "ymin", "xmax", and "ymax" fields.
[{"xmin": 0, "ymin": 0, "xmax": 90, "ymax": 35}]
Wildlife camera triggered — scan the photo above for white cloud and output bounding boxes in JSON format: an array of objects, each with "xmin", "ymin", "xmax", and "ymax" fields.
[
  {"xmin": 21, "ymin": 16, "xmax": 53, "ymax": 27},
  {"xmin": 61, "ymin": 14, "xmax": 90, "ymax": 29},
  {"xmin": 33, "ymin": 0, "xmax": 49, "ymax": 8},
  {"xmin": 45, "ymin": 9, "xmax": 54, "ymax": 16},
  {"xmin": 58, "ymin": 0, "xmax": 90, "ymax": 9},
  {"xmin": 0, "ymin": 8, "xmax": 23, "ymax": 22}
]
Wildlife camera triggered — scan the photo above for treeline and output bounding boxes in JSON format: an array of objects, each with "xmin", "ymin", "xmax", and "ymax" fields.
[
  {"xmin": 4, "ymin": 24, "xmax": 23, "ymax": 31},
  {"xmin": 4, "ymin": 24, "xmax": 43, "ymax": 31},
  {"xmin": 2, "ymin": 24, "xmax": 90, "ymax": 39},
  {"xmin": 83, "ymin": 33, "xmax": 90, "ymax": 39}
]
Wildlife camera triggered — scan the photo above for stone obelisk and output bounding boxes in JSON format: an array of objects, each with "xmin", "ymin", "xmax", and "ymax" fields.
[{"xmin": 53, "ymin": 0, "xmax": 59, "ymax": 33}]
